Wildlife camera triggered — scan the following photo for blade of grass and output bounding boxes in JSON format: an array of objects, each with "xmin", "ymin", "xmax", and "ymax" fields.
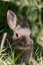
[
  {"xmin": 1, "ymin": 32, "xmax": 7, "ymax": 50},
  {"xmin": 14, "ymin": 50, "xmax": 24, "ymax": 63}
]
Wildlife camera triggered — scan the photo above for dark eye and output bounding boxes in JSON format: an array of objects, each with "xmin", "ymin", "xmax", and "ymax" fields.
[{"xmin": 16, "ymin": 33, "xmax": 18, "ymax": 37}]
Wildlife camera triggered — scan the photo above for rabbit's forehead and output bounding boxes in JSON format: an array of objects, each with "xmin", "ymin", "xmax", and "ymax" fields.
[{"xmin": 15, "ymin": 28, "xmax": 31, "ymax": 35}]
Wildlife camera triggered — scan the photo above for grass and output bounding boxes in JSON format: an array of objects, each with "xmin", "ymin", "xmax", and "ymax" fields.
[
  {"xmin": 0, "ymin": 32, "xmax": 43, "ymax": 65},
  {"xmin": 0, "ymin": 0, "xmax": 43, "ymax": 65}
]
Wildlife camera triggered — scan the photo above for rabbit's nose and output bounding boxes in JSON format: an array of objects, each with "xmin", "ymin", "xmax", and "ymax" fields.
[{"xmin": 21, "ymin": 37, "xmax": 27, "ymax": 46}]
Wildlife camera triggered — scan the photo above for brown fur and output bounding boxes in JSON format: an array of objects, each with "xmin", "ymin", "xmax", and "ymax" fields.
[{"xmin": 7, "ymin": 10, "xmax": 34, "ymax": 64}]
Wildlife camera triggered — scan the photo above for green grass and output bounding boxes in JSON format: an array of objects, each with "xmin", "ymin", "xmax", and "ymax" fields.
[
  {"xmin": 0, "ymin": 0, "xmax": 43, "ymax": 65},
  {"xmin": 0, "ymin": 32, "xmax": 43, "ymax": 65}
]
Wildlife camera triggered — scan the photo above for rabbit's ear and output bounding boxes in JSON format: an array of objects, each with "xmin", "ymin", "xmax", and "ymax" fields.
[
  {"xmin": 21, "ymin": 15, "xmax": 28, "ymax": 27},
  {"xmin": 7, "ymin": 10, "xmax": 19, "ymax": 31}
]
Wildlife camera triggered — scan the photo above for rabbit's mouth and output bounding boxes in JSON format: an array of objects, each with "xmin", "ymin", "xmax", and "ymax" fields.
[{"xmin": 14, "ymin": 45, "xmax": 32, "ymax": 50}]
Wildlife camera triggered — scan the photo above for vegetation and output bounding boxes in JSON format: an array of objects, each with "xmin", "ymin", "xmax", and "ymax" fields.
[{"xmin": 0, "ymin": 0, "xmax": 43, "ymax": 65}]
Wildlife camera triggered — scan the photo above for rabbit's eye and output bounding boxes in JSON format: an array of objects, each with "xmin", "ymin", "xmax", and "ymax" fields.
[{"xmin": 16, "ymin": 33, "xmax": 18, "ymax": 37}]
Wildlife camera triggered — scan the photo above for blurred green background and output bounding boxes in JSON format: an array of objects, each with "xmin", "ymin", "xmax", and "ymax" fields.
[{"xmin": 0, "ymin": 0, "xmax": 43, "ymax": 57}]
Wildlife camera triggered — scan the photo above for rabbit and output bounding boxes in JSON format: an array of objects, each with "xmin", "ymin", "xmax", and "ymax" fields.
[{"xmin": 7, "ymin": 10, "xmax": 34, "ymax": 65}]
